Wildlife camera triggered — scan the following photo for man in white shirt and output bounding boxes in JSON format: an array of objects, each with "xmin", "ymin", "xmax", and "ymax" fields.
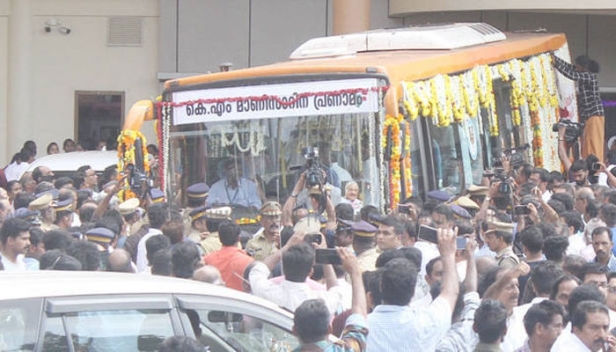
[
  {"xmin": 530, "ymin": 168, "xmax": 552, "ymax": 203},
  {"xmin": 0, "ymin": 218, "xmax": 31, "ymax": 271},
  {"xmin": 561, "ymin": 301, "xmax": 614, "ymax": 352},
  {"xmin": 4, "ymin": 149, "xmax": 32, "ymax": 182},
  {"xmin": 514, "ymin": 300, "xmax": 565, "ymax": 352},
  {"xmin": 249, "ymin": 232, "xmax": 344, "ymax": 314},
  {"xmin": 562, "ymin": 211, "xmax": 588, "ymax": 256},
  {"xmin": 551, "ymin": 284, "xmax": 612, "ymax": 351},
  {"xmin": 366, "ymin": 227, "xmax": 459, "ymax": 352},
  {"xmin": 503, "ymin": 261, "xmax": 564, "ymax": 350},
  {"xmin": 136, "ymin": 203, "xmax": 169, "ymax": 272}
]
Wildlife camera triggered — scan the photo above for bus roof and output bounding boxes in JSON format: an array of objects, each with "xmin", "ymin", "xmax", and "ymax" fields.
[{"xmin": 165, "ymin": 32, "xmax": 566, "ymax": 91}]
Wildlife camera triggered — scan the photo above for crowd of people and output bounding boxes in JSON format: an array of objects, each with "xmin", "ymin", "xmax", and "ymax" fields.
[
  {"xmin": 4, "ymin": 136, "xmax": 616, "ymax": 352},
  {"xmin": 0, "ymin": 138, "xmax": 112, "ymax": 185}
]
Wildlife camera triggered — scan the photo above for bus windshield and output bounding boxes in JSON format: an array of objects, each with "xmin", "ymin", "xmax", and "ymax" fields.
[{"xmin": 168, "ymin": 112, "xmax": 383, "ymax": 210}]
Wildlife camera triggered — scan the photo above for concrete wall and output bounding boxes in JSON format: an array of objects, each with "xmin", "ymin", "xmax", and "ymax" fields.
[
  {"xmin": 0, "ymin": 0, "xmax": 159, "ymax": 163},
  {"xmin": 170, "ymin": 0, "xmax": 330, "ymax": 74},
  {"xmin": 0, "ymin": 1, "xmax": 9, "ymax": 162}
]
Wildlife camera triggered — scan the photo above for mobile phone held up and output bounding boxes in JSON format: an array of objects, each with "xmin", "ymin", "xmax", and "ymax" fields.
[
  {"xmin": 592, "ymin": 162, "xmax": 601, "ymax": 171},
  {"xmin": 315, "ymin": 248, "xmax": 342, "ymax": 265},
  {"xmin": 304, "ymin": 234, "xmax": 322, "ymax": 245},
  {"xmin": 456, "ymin": 237, "xmax": 468, "ymax": 250},
  {"xmin": 513, "ymin": 205, "xmax": 531, "ymax": 216},
  {"xmin": 418, "ymin": 225, "xmax": 438, "ymax": 244}
]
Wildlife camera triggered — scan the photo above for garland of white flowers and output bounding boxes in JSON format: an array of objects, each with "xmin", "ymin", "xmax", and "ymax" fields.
[
  {"xmin": 162, "ymin": 104, "xmax": 171, "ymax": 193},
  {"xmin": 377, "ymin": 89, "xmax": 387, "ymax": 212},
  {"xmin": 214, "ymin": 126, "xmax": 266, "ymax": 157}
]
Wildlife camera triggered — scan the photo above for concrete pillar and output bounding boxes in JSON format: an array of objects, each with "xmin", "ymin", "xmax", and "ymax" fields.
[
  {"xmin": 332, "ymin": 0, "xmax": 370, "ymax": 35},
  {"xmin": 7, "ymin": 0, "xmax": 31, "ymax": 158}
]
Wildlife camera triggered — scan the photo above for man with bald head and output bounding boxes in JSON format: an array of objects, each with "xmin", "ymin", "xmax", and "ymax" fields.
[
  {"xmin": 575, "ymin": 187, "xmax": 595, "ymax": 223},
  {"xmin": 32, "ymin": 165, "xmax": 54, "ymax": 184},
  {"xmin": 106, "ymin": 249, "xmax": 135, "ymax": 273},
  {"xmin": 193, "ymin": 265, "xmax": 224, "ymax": 285}
]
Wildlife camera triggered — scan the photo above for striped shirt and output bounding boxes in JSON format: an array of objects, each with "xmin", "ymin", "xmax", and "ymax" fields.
[{"xmin": 553, "ymin": 56, "xmax": 604, "ymax": 120}]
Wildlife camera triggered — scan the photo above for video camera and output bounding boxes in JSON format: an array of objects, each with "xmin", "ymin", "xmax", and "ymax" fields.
[
  {"xmin": 290, "ymin": 147, "xmax": 325, "ymax": 189},
  {"xmin": 126, "ymin": 164, "xmax": 149, "ymax": 196},
  {"xmin": 482, "ymin": 167, "xmax": 512, "ymax": 196},
  {"xmin": 302, "ymin": 146, "xmax": 323, "ymax": 189},
  {"xmin": 552, "ymin": 118, "xmax": 584, "ymax": 144}
]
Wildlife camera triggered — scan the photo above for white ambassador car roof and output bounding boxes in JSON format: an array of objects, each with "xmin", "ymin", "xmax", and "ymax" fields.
[
  {"xmin": 0, "ymin": 271, "xmax": 291, "ymax": 318},
  {"xmin": 25, "ymin": 151, "xmax": 118, "ymax": 174}
]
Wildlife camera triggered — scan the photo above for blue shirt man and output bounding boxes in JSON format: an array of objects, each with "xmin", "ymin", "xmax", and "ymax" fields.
[{"xmin": 206, "ymin": 159, "xmax": 261, "ymax": 208}]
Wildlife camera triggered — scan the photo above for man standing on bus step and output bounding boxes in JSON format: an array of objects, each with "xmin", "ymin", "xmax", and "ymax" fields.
[{"xmin": 553, "ymin": 54, "xmax": 605, "ymax": 162}]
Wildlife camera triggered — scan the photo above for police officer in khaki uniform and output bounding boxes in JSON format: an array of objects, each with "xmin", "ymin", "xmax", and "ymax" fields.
[
  {"xmin": 485, "ymin": 221, "xmax": 520, "ymax": 269},
  {"xmin": 187, "ymin": 205, "xmax": 209, "ymax": 243},
  {"xmin": 118, "ymin": 198, "xmax": 140, "ymax": 234},
  {"xmin": 28, "ymin": 193, "xmax": 56, "ymax": 232},
  {"xmin": 350, "ymin": 220, "xmax": 379, "ymax": 273},
  {"xmin": 245, "ymin": 201, "xmax": 282, "ymax": 261},
  {"xmin": 199, "ymin": 206, "xmax": 232, "ymax": 255},
  {"xmin": 183, "ymin": 183, "xmax": 209, "ymax": 236},
  {"xmin": 466, "ymin": 184, "xmax": 489, "ymax": 208}
]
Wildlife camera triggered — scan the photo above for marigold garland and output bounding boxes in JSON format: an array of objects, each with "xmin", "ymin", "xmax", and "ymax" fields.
[
  {"xmin": 236, "ymin": 216, "xmax": 261, "ymax": 225},
  {"xmin": 383, "ymin": 114, "xmax": 403, "ymax": 209},
  {"xmin": 396, "ymin": 52, "xmax": 562, "ymax": 190},
  {"xmin": 117, "ymin": 130, "xmax": 150, "ymax": 201},
  {"xmin": 403, "ymin": 123, "xmax": 413, "ymax": 198}
]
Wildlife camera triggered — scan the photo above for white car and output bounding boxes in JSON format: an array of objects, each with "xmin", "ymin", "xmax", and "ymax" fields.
[
  {"xmin": 0, "ymin": 271, "xmax": 298, "ymax": 351},
  {"xmin": 25, "ymin": 151, "xmax": 118, "ymax": 179}
]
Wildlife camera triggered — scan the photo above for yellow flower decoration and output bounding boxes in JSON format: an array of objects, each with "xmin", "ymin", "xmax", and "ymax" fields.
[{"xmin": 117, "ymin": 130, "xmax": 150, "ymax": 201}]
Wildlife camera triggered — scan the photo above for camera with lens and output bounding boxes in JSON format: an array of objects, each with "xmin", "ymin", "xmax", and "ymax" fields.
[
  {"xmin": 302, "ymin": 146, "xmax": 324, "ymax": 189},
  {"xmin": 483, "ymin": 167, "xmax": 512, "ymax": 196},
  {"xmin": 126, "ymin": 164, "xmax": 148, "ymax": 195},
  {"xmin": 552, "ymin": 118, "xmax": 584, "ymax": 143},
  {"xmin": 290, "ymin": 146, "xmax": 325, "ymax": 190}
]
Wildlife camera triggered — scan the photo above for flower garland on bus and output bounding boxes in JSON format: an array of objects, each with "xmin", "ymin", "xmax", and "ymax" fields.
[
  {"xmin": 383, "ymin": 114, "xmax": 403, "ymax": 206},
  {"xmin": 541, "ymin": 55, "xmax": 561, "ymax": 172},
  {"xmin": 117, "ymin": 130, "xmax": 150, "ymax": 201},
  {"xmin": 403, "ymin": 123, "xmax": 412, "ymax": 197},
  {"xmin": 215, "ymin": 126, "xmax": 266, "ymax": 157},
  {"xmin": 400, "ymin": 53, "xmax": 560, "ymax": 169}
]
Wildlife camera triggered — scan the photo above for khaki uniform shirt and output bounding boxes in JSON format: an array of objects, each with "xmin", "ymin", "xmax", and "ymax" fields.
[
  {"xmin": 40, "ymin": 222, "xmax": 58, "ymax": 232},
  {"xmin": 245, "ymin": 230, "xmax": 278, "ymax": 261},
  {"xmin": 130, "ymin": 218, "xmax": 149, "ymax": 236},
  {"xmin": 495, "ymin": 246, "xmax": 520, "ymax": 269},
  {"xmin": 182, "ymin": 207, "xmax": 195, "ymax": 239},
  {"xmin": 356, "ymin": 247, "xmax": 379, "ymax": 273},
  {"xmin": 199, "ymin": 232, "xmax": 223, "ymax": 256},
  {"xmin": 187, "ymin": 228, "xmax": 203, "ymax": 243}
]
